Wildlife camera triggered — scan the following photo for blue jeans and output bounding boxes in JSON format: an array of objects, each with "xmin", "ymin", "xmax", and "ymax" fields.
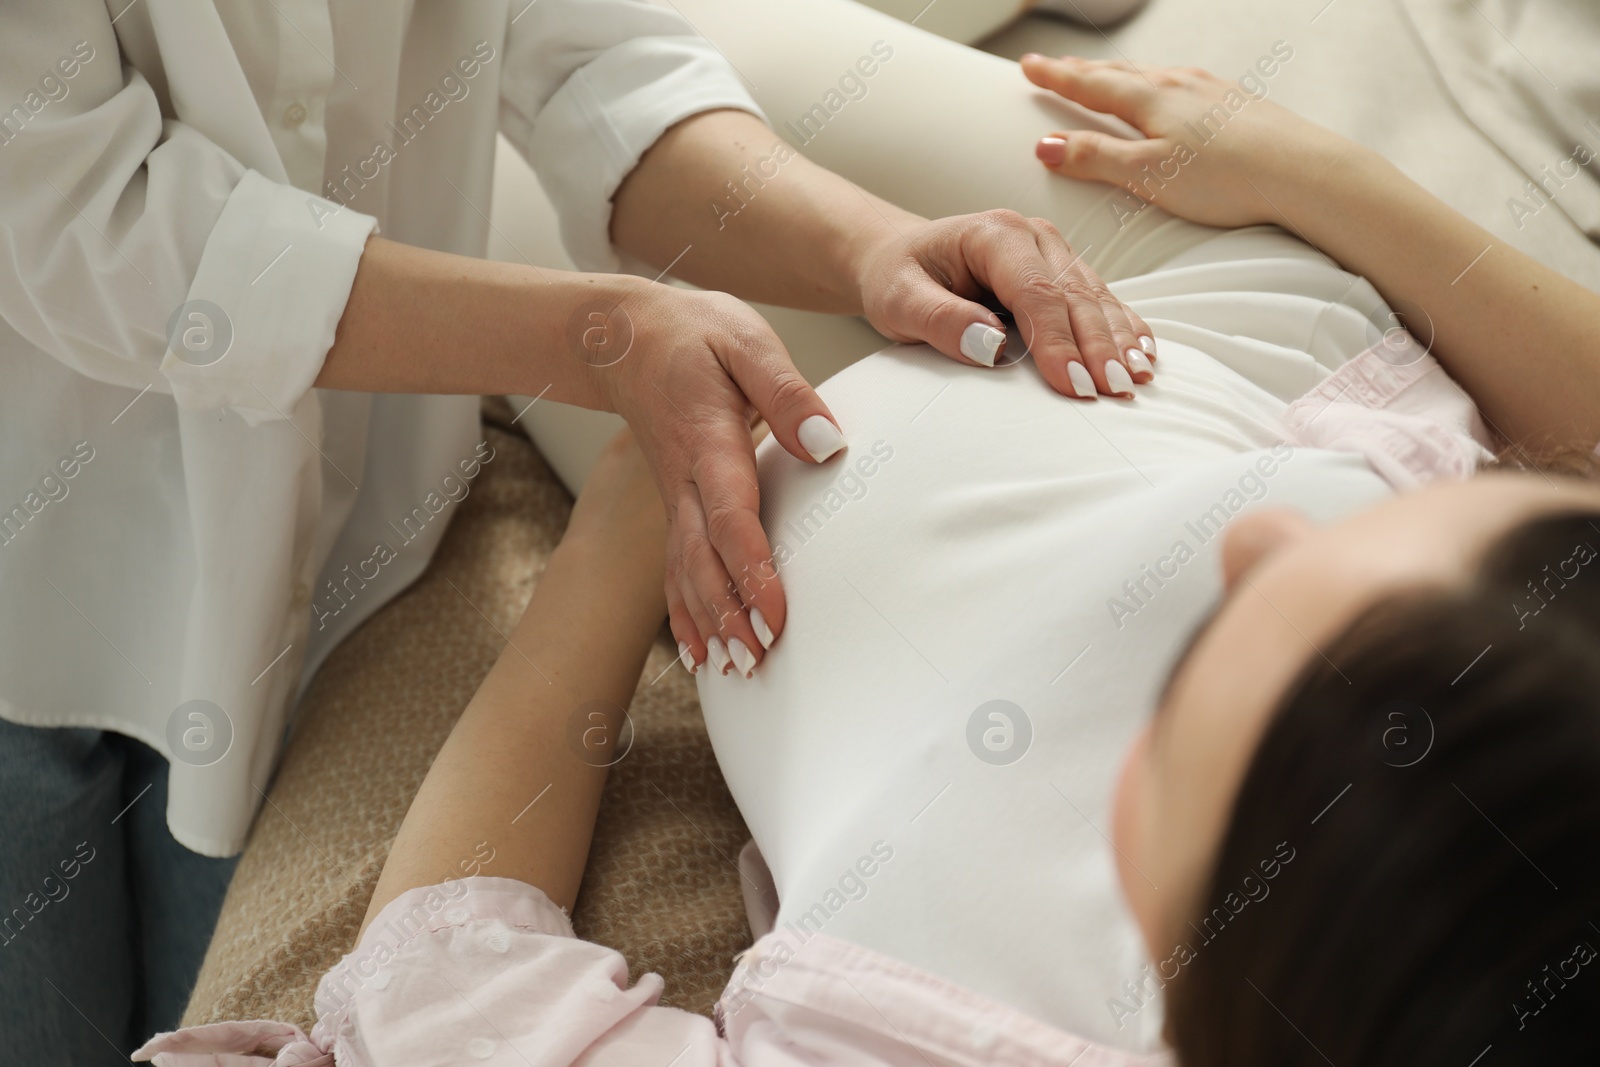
[{"xmin": 0, "ymin": 719, "xmax": 239, "ymax": 1065}]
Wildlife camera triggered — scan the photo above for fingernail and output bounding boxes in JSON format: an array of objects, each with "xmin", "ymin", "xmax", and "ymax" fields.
[
  {"xmin": 797, "ymin": 414, "xmax": 845, "ymax": 462},
  {"xmin": 1037, "ymin": 136, "xmax": 1067, "ymax": 167},
  {"xmin": 749, "ymin": 606, "xmax": 775, "ymax": 649},
  {"xmin": 1067, "ymin": 360, "xmax": 1097, "ymax": 400},
  {"xmin": 677, "ymin": 640, "xmax": 698, "ymax": 675},
  {"xmin": 960, "ymin": 322, "xmax": 1006, "ymax": 367},
  {"xmin": 1105, "ymin": 360, "xmax": 1135, "ymax": 397},
  {"xmin": 1139, "ymin": 334, "xmax": 1158, "ymax": 359},
  {"xmin": 1125, "ymin": 348, "xmax": 1153, "ymax": 378},
  {"xmin": 729, "ymin": 637, "xmax": 757, "ymax": 678},
  {"xmin": 1021, "ymin": 52, "xmax": 1044, "ymax": 64},
  {"xmin": 707, "ymin": 636, "xmax": 732, "ymax": 675}
]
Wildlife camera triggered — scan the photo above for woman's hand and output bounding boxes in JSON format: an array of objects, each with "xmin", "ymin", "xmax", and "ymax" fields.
[
  {"xmin": 848, "ymin": 208, "xmax": 1158, "ymax": 399},
  {"xmin": 600, "ymin": 282, "xmax": 830, "ymax": 678},
  {"xmin": 1021, "ymin": 55, "xmax": 1348, "ymax": 229}
]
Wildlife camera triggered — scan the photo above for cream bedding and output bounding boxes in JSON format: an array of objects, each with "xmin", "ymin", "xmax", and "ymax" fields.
[{"xmin": 1400, "ymin": 0, "xmax": 1600, "ymax": 246}]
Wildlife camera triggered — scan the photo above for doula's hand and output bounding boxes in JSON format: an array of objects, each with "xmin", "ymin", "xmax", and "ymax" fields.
[
  {"xmin": 599, "ymin": 282, "xmax": 838, "ymax": 679},
  {"xmin": 1022, "ymin": 54, "xmax": 1347, "ymax": 229},
  {"xmin": 847, "ymin": 208, "xmax": 1158, "ymax": 399}
]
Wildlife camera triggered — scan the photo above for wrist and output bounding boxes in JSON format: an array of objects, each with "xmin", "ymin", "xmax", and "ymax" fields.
[
  {"xmin": 1266, "ymin": 132, "xmax": 1391, "ymax": 229},
  {"xmin": 840, "ymin": 199, "xmax": 926, "ymax": 314},
  {"xmin": 545, "ymin": 272, "xmax": 655, "ymax": 413}
]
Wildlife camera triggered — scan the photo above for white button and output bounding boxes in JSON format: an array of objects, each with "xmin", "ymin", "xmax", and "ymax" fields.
[
  {"xmin": 292, "ymin": 581, "xmax": 311, "ymax": 607},
  {"xmin": 444, "ymin": 906, "xmax": 470, "ymax": 924},
  {"xmin": 282, "ymin": 101, "xmax": 308, "ymax": 128},
  {"xmin": 467, "ymin": 1037, "xmax": 495, "ymax": 1059},
  {"xmin": 483, "ymin": 922, "xmax": 512, "ymax": 954}
]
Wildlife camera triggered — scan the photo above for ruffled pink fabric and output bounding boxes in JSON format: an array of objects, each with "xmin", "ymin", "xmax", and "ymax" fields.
[
  {"xmin": 138, "ymin": 877, "xmax": 1165, "ymax": 1067},
  {"xmin": 1280, "ymin": 330, "xmax": 1496, "ymax": 488},
  {"xmin": 134, "ymin": 1020, "xmax": 331, "ymax": 1066}
]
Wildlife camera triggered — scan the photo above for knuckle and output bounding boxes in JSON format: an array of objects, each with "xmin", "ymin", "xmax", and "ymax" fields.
[
  {"xmin": 1027, "ymin": 216, "xmax": 1065, "ymax": 243},
  {"xmin": 703, "ymin": 498, "xmax": 744, "ymax": 544},
  {"xmin": 766, "ymin": 371, "xmax": 814, "ymax": 415},
  {"xmin": 1064, "ymin": 137, "xmax": 1104, "ymax": 169},
  {"xmin": 978, "ymin": 207, "xmax": 1029, "ymax": 234},
  {"xmin": 1018, "ymin": 271, "xmax": 1065, "ymax": 304},
  {"xmin": 1059, "ymin": 275, "xmax": 1100, "ymax": 301},
  {"xmin": 679, "ymin": 527, "xmax": 715, "ymax": 570},
  {"xmin": 1034, "ymin": 324, "xmax": 1082, "ymax": 356}
]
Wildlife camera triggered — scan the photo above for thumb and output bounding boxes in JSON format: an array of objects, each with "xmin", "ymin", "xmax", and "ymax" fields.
[
  {"xmin": 1036, "ymin": 129, "xmax": 1160, "ymax": 192},
  {"xmin": 721, "ymin": 329, "xmax": 848, "ymax": 465},
  {"xmin": 880, "ymin": 267, "xmax": 1011, "ymax": 370}
]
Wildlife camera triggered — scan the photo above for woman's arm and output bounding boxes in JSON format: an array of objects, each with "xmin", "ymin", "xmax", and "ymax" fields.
[
  {"xmin": 361, "ymin": 429, "xmax": 668, "ymax": 934},
  {"xmin": 1022, "ymin": 56, "xmax": 1600, "ymax": 459}
]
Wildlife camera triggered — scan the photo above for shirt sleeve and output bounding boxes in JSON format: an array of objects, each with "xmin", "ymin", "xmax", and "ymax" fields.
[
  {"xmin": 497, "ymin": 0, "xmax": 767, "ymax": 273},
  {"xmin": 0, "ymin": 0, "xmax": 376, "ymax": 426},
  {"xmin": 315, "ymin": 877, "xmax": 732, "ymax": 1067},
  {"xmin": 1280, "ymin": 330, "xmax": 1498, "ymax": 489}
]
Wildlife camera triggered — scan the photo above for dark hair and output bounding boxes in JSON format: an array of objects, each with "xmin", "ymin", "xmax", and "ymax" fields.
[{"xmin": 1165, "ymin": 506, "xmax": 1600, "ymax": 1065}]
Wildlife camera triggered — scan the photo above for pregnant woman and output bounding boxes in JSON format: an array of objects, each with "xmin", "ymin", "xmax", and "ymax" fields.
[{"xmin": 139, "ymin": 52, "xmax": 1598, "ymax": 1067}]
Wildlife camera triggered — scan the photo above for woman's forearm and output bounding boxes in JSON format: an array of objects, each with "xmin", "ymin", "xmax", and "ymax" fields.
[
  {"xmin": 362, "ymin": 450, "xmax": 668, "ymax": 933},
  {"xmin": 1274, "ymin": 143, "xmax": 1600, "ymax": 458},
  {"xmin": 610, "ymin": 108, "xmax": 909, "ymax": 314},
  {"xmin": 317, "ymin": 235, "xmax": 639, "ymax": 407}
]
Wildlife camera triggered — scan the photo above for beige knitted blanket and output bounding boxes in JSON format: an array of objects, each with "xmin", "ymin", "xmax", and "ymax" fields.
[{"xmin": 182, "ymin": 398, "xmax": 752, "ymax": 1031}]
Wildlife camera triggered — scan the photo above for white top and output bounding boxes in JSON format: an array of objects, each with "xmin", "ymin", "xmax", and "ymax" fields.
[
  {"xmin": 0, "ymin": 0, "xmax": 762, "ymax": 855},
  {"xmin": 698, "ymin": 231, "xmax": 1402, "ymax": 1051}
]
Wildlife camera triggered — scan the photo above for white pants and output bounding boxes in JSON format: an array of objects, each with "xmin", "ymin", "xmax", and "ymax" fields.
[{"xmin": 513, "ymin": 0, "xmax": 1216, "ymax": 491}]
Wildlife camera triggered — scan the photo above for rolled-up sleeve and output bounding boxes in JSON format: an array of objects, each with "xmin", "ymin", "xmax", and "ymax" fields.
[
  {"xmin": 0, "ymin": 0, "xmax": 375, "ymax": 425},
  {"xmin": 318, "ymin": 878, "xmax": 730, "ymax": 1067},
  {"xmin": 135, "ymin": 877, "xmax": 734, "ymax": 1066},
  {"xmin": 498, "ymin": 0, "xmax": 767, "ymax": 272},
  {"xmin": 164, "ymin": 170, "xmax": 374, "ymax": 422}
]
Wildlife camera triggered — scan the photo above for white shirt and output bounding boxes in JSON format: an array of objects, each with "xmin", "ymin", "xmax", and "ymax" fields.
[
  {"xmin": 0, "ymin": 0, "xmax": 762, "ymax": 855},
  {"xmin": 698, "ymin": 230, "xmax": 1403, "ymax": 1049}
]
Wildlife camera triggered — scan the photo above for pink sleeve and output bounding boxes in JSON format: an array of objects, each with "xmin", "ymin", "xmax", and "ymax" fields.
[
  {"xmin": 135, "ymin": 877, "xmax": 733, "ymax": 1067},
  {"xmin": 1280, "ymin": 330, "xmax": 1496, "ymax": 489},
  {"xmin": 316, "ymin": 877, "xmax": 733, "ymax": 1067}
]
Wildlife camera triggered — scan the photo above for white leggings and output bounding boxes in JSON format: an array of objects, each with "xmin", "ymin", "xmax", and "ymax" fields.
[{"xmin": 518, "ymin": 0, "xmax": 1215, "ymax": 491}]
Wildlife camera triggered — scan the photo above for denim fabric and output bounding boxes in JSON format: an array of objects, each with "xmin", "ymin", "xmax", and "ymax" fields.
[{"xmin": 0, "ymin": 719, "xmax": 238, "ymax": 1065}]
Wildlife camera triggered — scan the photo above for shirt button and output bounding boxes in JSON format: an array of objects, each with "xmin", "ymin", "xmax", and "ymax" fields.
[
  {"xmin": 292, "ymin": 581, "xmax": 311, "ymax": 607},
  {"xmin": 282, "ymin": 101, "xmax": 308, "ymax": 128}
]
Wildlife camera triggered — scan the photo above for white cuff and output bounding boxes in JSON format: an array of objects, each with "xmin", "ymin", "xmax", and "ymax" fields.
[
  {"xmin": 528, "ymin": 35, "xmax": 767, "ymax": 273},
  {"xmin": 161, "ymin": 169, "xmax": 377, "ymax": 425}
]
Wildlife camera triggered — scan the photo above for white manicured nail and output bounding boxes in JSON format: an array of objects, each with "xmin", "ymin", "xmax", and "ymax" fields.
[
  {"xmin": 729, "ymin": 637, "xmax": 757, "ymax": 678},
  {"xmin": 1067, "ymin": 361, "xmax": 1096, "ymax": 399},
  {"xmin": 1139, "ymin": 335, "xmax": 1157, "ymax": 358},
  {"xmin": 959, "ymin": 323, "xmax": 1006, "ymax": 367},
  {"xmin": 1105, "ymin": 360, "xmax": 1135, "ymax": 396},
  {"xmin": 749, "ymin": 607, "xmax": 775, "ymax": 649},
  {"xmin": 797, "ymin": 415, "xmax": 845, "ymax": 462},
  {"xmin": 1126, "ymin": 348, "xmax": 1153, "ymax": 376},
  {"xmin": 677, "ymin": 640, "xmax": 697, "ymax": 675},
  {"xmin": 707, "ymin": 636, "xmax": 731, "ymax": 675}
]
